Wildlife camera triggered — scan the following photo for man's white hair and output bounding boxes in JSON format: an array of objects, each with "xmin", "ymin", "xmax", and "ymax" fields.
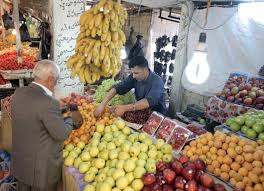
[{"xmin": 33, "ymin": 60, "xmax": 60, "ymax": 80}]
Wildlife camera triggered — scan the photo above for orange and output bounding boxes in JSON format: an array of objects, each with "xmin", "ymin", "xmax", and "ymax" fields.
[
  {"xmin": 229, "ymin": 142, "xmax": 237, "ymax": 148},
  {"xmin": 230, "ymin": 178, "xmax": 237, "ymax": 186},
  {"xmin": 214, "ymin": 168, "xmax": 221, "ymax": 177},
  {"xmin": 223, "ymin": 155, "xmax": 233, "ymax": 165},
  {"xmin": 207, "ymin": 165, "xmax": 214, "ymax": 173},
  {"xmin": 235, "ymin": 155, "xmax": 245, "ymax": 164},
  {"xmin": 243, "ymin": 162, "xmax": 253, "ymax": 171},
  {"xmin": 196, "ymin": 149, "xmax": 203, "ymax": 156},
  {"xmin": 214, "ymin": 140, "xmax": 222, "ymax": 149},
  {"xmin": 231, "ymin": 162, "xmax": 241, "ymax": 171},
  {"xmin": 202, "ymin": 146, "xmax": 210, "ymax": 154},
  {"xmin": 252, "ymin": 167, "xmax": 262, "ymax": 175},
  {"xmin": 233, "ymin": 173, "xmax": 243, "ymax": 182},
  {"xmin": 253, "ymin": 150, "xmax": 264, "ymax": 161},
  {"xmin": 244, "ymin": 153, "xmax": 254, "ymax": 162},
  {"xmin": 238, "ymin": 167, "xmax": 248, "ymax": 176},
  {"xmin": 208, "ymin": 141, "xmax": 214, "ymax": 147},
  {"xmin": 211, "ymin": 154, "xmax": 217, "ymax": 160},
  {"xmin": 254, "ymin": 184, "xmax": 264, "ymax": 191},
  {"xmin": 210, "ymin": 147, "xmax": 217, "ymax": 154},
  {"xmin": 221, "ymin": 164, "xmax": 230, "ymax": 172},
  {"xmin": 212, "ymin": 161, "xmax": 220, "ymax": 168},
  {"xmin": 248, "ymin": 172, "xmax": 260, "ymax": 184},
  {"xmin": 238, "ymin": 139, "xmax": 247, "ymax": 147},
  {"xmin": 227, "ymin": 148, "xmax": 237, "ymax": 158},
  {"xmin": 220, "ymin": 172, "xmax": 230, "ymax": 181},
  {"xmin": 217, "ymin": 149, "xmax": 226, "ymax": 157},
  {"xmin": 252, "ymin": 160, "xmax": 262, "ymax": 168},
  {"xmin": 190, "ymin": 141, "xmax": 197, "ymax": 147},
  {"xmin": 230, "ymin": 135, "xmax": 239, "ymax": 143},
  {"xmin": 235, "ymin": 182, "xmax": 245, "ymax": 190},
  {"xmin": 217, "ymin": 156, "xmax": 224, "ymax": 164},
  {"xmin": 235, "ymin": 146, "xmax": 243, "ymax": 154},
  {"xmin": 222, "ymin": 143, "xmax": 229, "ymax": 150},
  {"xmin": 243, "ymin": 177, "xmax": 252, "ymax": 187},
  {"xmin": 244, "ymin": 186, "xmax": 254, "ymax": 191}
]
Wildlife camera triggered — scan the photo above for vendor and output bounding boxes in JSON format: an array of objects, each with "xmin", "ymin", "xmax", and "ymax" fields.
[{"xmin": 94, "ymin": 56, "xmax": 166, "ymax": 117}]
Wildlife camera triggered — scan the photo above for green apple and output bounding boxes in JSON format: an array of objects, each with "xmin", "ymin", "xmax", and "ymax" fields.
[
  {"xmin": 113, "ymin": 131, "xmax": 122, "ymax": 138},
  {"xmin": 118, "ymin": 134, "xmax": 127, "ymax": 141},
  {"xmin": 111, "ymin": 124, "xmax": 118, "ymax": 132},
  {"xmin": 116, "ymin": 176, "xmax": 129, "ymax": 190},
  {"xmin": 147, "ymin": 159, "xmax": 156, "ymax": 164},
  {"xmin": 138, "ymin": 132, "xmax": 148, "ymax": 142},
  {"xmin": 129, "ymin": 146, "xmax": 140, "ymax": 157},
  {"xmin": 124, "ymin": 159, "xmax": 136, "ymax": 172},
  {"xmin": 88, "ymin": 167, "xmax": 98, "ymax": 174},
  {"xmin": 122, "ymin": 126, "xmax": 131, "ymax": 135},
  {"xmin": 93, "ymin": 132, "xmax": 101, "ymax": 139},
  {"xmin": 69, "ymin": 150, "xmax": 78, "ymax": 159},
  {"xmin": 121, "ymin": 141, "xmax": 132, "ymax": 152},
  {"xmin": 107, "ymin": 168, "xmax": 116, "ymax": 176},
  {"xmin": 112, "ymin": 188, "xmax": 121, "ymax": 191},
  {"xmin": 148, "ymin": 149, "xmax": 157, "ymax": 159},
  {"xmin": 109, "ymin": 149, "xmax": 119, "ymax": 160},
  {"xmin": 96, "ymin": 124, "xmax": 105, "ymax": 133},
  {"xmin": 136, "ymin": 159, "xmax": 146, "ymax": 167},
  {"xmin": 73, "ymin": 147, "xmax": 82, "ymax": 155},
  {"xmin": 77, "ymin": 141, "xmax": 85, "ymax": 150},
  {"xmin": 161, "ymin": 144, "xmax": 172, "ymax": 154},
  {"xmin": 163, "ymin": 154, "xmax": 173, "ymax": 163},
  {"xmin": 63, "ymin": 150, "xmax": 69, "ymax": 158},
  {"xmin": 156, "ymin": 139, "xmax": 165, "ymax": 149},
  {"xmin": 113, "ymin": 168, "xmax": 125, "ymax": 180},
  {"xmin": 125, "ymin": 172, "xmax": 134, "ymax": 184},
  {"xmin": 79, "ymin": 162, "xmax": 91, "ymax": 173},
  {"xmin": 105, "ymin": 176, "xmax": 115, "ymax": 187},
  {"xmin": 107, "ymin": 142, "xmax": 116, "ymax": 150},
  {"xmin": 83, "ymin": 185, "xmax": 95, "ymax": 191},
  {"xmin": 118, "ymin": 152, "xmax": 130, "ymax": 160},
  {"xmin": 81, "ymin": 151, "xmax": 91, "ymax": 161},
  {"xmin": 123, "ymin": 186, "xmax": 134, "ymax": 191},
  {"xmin": 65, "ymin": 143, "xmax": 74, "ymax": 152},
  {"xmin": 133, "ymin": 166, "xmax": 146, "ymax": 179},
  {"xmin": 96, "ymin": 173, "xmax": 106, "ymax": 182},
  {"xmin": 98, "ymin": 142, "xmax": 107, "ymax": 151},
  {"xmin": 131, "ymin": 157, "xmax": 138, "ymax": 162},
  {"xmin": 104, "ymin": 126, "xmax": 112, "ymax": 133},
  {"xmin": 101, "ymin": 166, "xmax": 110, "ymax": 174},
  {"xmin": 110, "ymin": 159, "xmax": 118, "ymax": 168},
  {"xmin": 143, "ymin": 138, "xmax": 153, "ymax": 146},
  {"xmin": 145, "ymin": 161, "xmax": 156, "ymax": 173},
  {"xmin": 116, "ymin": 160, "xmax": 125, "ymax": 169},
  {"xmin": 138, "ymin": 152, "xmax": 148, "ymax": 160},
  {"xmin": 133, "ymin": 142, "xmax": 141, "ymax": 148},
  {"xmin": 132, "ymin": 179, "xmax": 144, "ymax": 191},
  {"xmin": 128, "ymin": 134, "xmax": 138, "ymax": 143},
  {"xmin": 89, "ymin": 147, "xmax": 99, "ymax": 157},
  {"xmin": 139, "ymin": 143, "xmax": 148, "ymax": 152},
  {"xmin": 114, "ymin": 138, "xmax": 125, "ymax": 147},
  {"xmin": 64, "ymin": 156, "xmax": 74, "ymax": 166},
  {"xmin": 98, "ymin": 182, "xmax": 111, "ymax": 191},
  {"xmin": 148, "ymin": 145, "xmax": 157, "ymax": 151},
  {"xmin": 156, "ymin": 151, "xmax": 163, "ymax": 160},
  {"xmin": 115, "ymin": 120, "xmax": 126, "ymax": 129},
  {"xmin": 74, "ymin": 157, "xmax": 82, "ymax": 168},
  {"xmin": 98, "ymin": 150, "xmax": 109, "ymax": 160},
  {"xmin": 102, "ymin": 133, "xmax": 113, "ymax": 142},
  {"xmin": 84, "ymin": 172, "xmax": 96, "ymax": 182},
  {"xmin": 94, "ymin": 158, "xmax": 105, "ymax": 169}
]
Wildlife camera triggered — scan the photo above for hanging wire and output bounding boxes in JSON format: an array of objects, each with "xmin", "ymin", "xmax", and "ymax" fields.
[{"xmin": 137, "ymin": 0, "xmax": 143, "ymax": 35}]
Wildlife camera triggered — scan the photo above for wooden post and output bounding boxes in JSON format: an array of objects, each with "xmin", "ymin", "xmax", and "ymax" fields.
[
  {"xmin": 12, "ymin": 0, "xmax": 22, "ymax": 64},
  {"xmin": 0, "ymin": 0, "xmax": 6, "ymax": 40},
  {"xmin": 169, "ymin": 1, "xmax": 194, "ymax": 116}
]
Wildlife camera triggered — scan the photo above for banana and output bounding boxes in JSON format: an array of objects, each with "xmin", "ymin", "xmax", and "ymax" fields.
[
  {"xmin": 84, "ymin": 67, "xmax": 92, "ymax": 84},
  {"xmin": 94, "ymin": 13, "xmax": 103, "ymax": 27},
  {"xmin": 99, "ymin": 44, "xmax": 106, "ymax": 61},
  {"xmin": 110, "ymin": 10, "xmax": 116, "ymax": 21},
  {"xmin": 112, "ymin": 31, "xmax": 119, "ymax": 42},
  {"xmin": 98, "ymin": 0, "xmax": 106, "ymax": 8},
  {"xmin": 78, "ymin": 66, "xmax": 86, "ymax": 83},
  {"xmin": 66, "ymin": 56, "xmax": 79, "ymax": 69},
  {"xmin": 91, "ymin": 27, "xmax": 97, "ymax": 38},
  {"xmin": 88, "ymin": 17, "xmax": 95, "ymax": 30},
  {"xmin": 85, "ymin": 52, "xmax": 93, "ymax": 65},
  {"xmin": 93, "ymin": 4, "xmax": 99, "ymax": 15}
]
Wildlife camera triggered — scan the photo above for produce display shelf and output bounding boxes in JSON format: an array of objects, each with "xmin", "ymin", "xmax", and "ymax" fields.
[{"xmin": 0, "ymin": 69, "xmax": 33, "ymax": 80}]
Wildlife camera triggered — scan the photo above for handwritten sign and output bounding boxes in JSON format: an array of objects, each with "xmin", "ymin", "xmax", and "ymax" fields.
[{"xmin": 53, "ymin": 0, "xmax": 84, "ymax": 98}]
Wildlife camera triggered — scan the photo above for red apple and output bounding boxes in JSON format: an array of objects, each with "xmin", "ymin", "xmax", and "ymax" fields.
[
  {"xmin": 143, "ymin": 186, "xmax": 152, "ymax": 191},
  {"xmin": 143, "ymin": 173, "xmax": 156, "ymax": 186},
  {"xmin": 162, "ymin": 184, "xmax": 174, "ymax": 191},
  {"xmin": 174, "ymin": 176, "xmax": 186, "ymax": 190},
  {"xmin": 244, "ymin": 83, "xmax": 252, "ymax": 91},
  {"xmin": 185, "ymin": 180, "xmax": 198, "ymax": 191},
  {"xmin": 184, "ymin": 162, "xmax": 196, "ymax": 170},
  {"xmin": 182, "ymin": 166, "xmax": 196, "ymax": 181},
  {"xmin": 171, "ymin": 160, "xmax": 183, "ymax": 174},
  {"xmin": 179, "ymin": 155, "xmax": 189, "ymax": 164},
  {"xmin": 198, "ymin": 185, "xmax": 206, "ymax": 191},
  {"xmin": 195, "ymin": 170, "xmax": 204, "ymax": 182},
  {"xmin": 156, "ymin": 175, "xmax": 166, "ymax": 186},
  {"xmin": 200, "ymin": 174, "xmax": 214, "ymax": 188},
  {"xmin": 152, "ymin": 183, "xmax": 162, "ymax": 191},
  {"xmin": 239, "ymin": 90, "xmax": 248, "ymax": 97},
  {"xmin": 156, "ymin": 161, "xmax": 168, "ymax": 172},
  {"xmin": 212, "ymin": 183, "xmax": 226, "ymax": 191},
  {"xmin": 194, "ymin": 159, "xmax": 206, "ymax": 171},
  {"xmin": 163, "ymin": 169, "xmax": 176, "ymax": 184}
]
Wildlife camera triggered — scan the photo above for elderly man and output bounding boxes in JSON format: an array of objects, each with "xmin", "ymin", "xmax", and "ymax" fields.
[{"xmin": 11, "ymin": 60, "xmax": 82, "ymax": 191}]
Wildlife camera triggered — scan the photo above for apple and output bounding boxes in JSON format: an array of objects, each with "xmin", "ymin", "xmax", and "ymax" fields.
[
  {"xmin": 162, "ymin": 185, "xmax": 173, "ymax": 191},
  {"xmin": 212, "ymin": 184, "xmax": 226, "ymax": 191},
  {"xmin": 79, "ymin": 162, "xmax": 91, "ymax": 173},
  {"xmin": 195, "ymin": 170, "xmax": 204, "ymax": 182},
  {"xmin": 83, "ymin": 185, "xmax": 95, "ymax": 191},
  {"xmin": 179, "ymin": 155, "xmax": 189, "ymax": 164},
  {"xmin": 185, "ymin": 180, "xmax": 198, "ymax": 191},
  {"xmin": 105, "ymin": 177, "xmax": 115, "ymax": 187},
  {"xmin": 121, "ymin": 142, "xmax": 132, "ymax": 152},
  {"xmin": 69, "ymin": 150, "xmax": 78, "ymax": 159},
  {"xmin": 124, "ymin": 159, "xmax": 136, "ymax": 172},
  {"xmin": 89, "ymin": 167, "xmax": 98, "ymax": 174},
  {"xmin": 136, "ymin": 159, "xmax": 147, "ymax": 167},
  {"xmin": 148, "ymin": 149, "xmax": 158, "ymax": 159},
  {"xmin": 63, "ymin": 150, "xmax": 69, "ymax": 158},
  {"xmin": 96, "ymin": 173, "xmax": 106, "ymax": 182},
  {"xmin": 77, "ymin": 141, "xmax": 85, "ymax": 150},
  {"xmin": 152, "ymin": 183, "xmax": 162, "ymax": 191},
  {"xmin": 139, "ymin": 152, "xmax": 148, "ymax": 160},
  {"xmin": 65, "ymin": 143, "xmax": 74, "ymax": 152},
  {"xmin": 96, "ymin": 124, "xmax": 105, "ymax": 133},
  {"xmin": 116, "ymin": 176, "xmax": 129, "ymax": 189},
  {"xmin": 107, "ymin": 168, "xmax": 115, "ymax": 176},
  {"xmin": 163, "ymin": 169, "xmax": 176, "ymax": 184},
  {"xmin": 142, "ymin": 186, "xmax": 151, "ymax": 191},
  {"xmin": 125, "ymin": 172, "xmax": 135, "ymax": 184},
  {"xmin": 182, "ymin": 166, "xmax": 196, "ymax": 180},
  {"xmin": 104, "ymin": 126, "xmax": 112, "ymax": 133},
  {"xmin": 110, "ymin": 159, "xmax": 118, "ymax": 168},
  {"xmin": 64, "ymin": 156, "xmax": 74, "ymax": 166},
  {"xmin": 98, "ymin": 142, "xmax": 107, "ymax": 151},
  {"xmin": 171, "ymin": 159, "xmax": 183, "ymax": 174},
  {"xmin": 74, "ymin": 157, "xmax": 82, "ymax": 168},
  {"xmin": 133, "ymin": 166, "xmax": 146, "ymax": 178},
  {"xmin": 103, "ymin": 133, "xmax": 113, "ymax": 142},
  {"xmin": 200, "ymin": 174, "xmax": 214, "ymax": 188},
  {"xmin": 115, "ymin": 120, "xmax": 126, "ymax": 129},
  {"xmin": 81, "ymin": 151, "xmax": 91, "ymax": 161},
  {"xmin": 132, "ymin": 179, "xmax": 144, "ymax": 191},
  {"xmin": 109, "ymin": 149, "xmax": 119, "ymax": 160},
  {"xmin": 128, "ymin": 134, "xmax": 138, "ymax": 143},
  {"xmin": 194, "ymin": 159, "xmax": 206, "ymax": 171},
  {"xmin": 143, "ymin": 173, "xmax": 156, "ymax": 186},
  {"xmin": 174, "ymin": 176, "xmax": 186, "ymax": 189},
  {"xmin": 140, "ymin": 143, "xmax": 149, "ymax": 152},
  {"xmin": 107, "ymin": 142, "xmax": 116, "ymax": 150},
  {"xmin": 146, "ymin": 161, "xmax": 157, "ymax": 173},
  {"xmin": 113, "ymin": 168, "xmax": 126, "ymax": 180},
  {"xmin": 156, "ymin": 174, "xmax": 166, "ymax": 186},
  {"xmin": 98, "ymin": 182, "xmax": 111, "ymax": 191},
  {"xmin": 139, "ymin": 132, "xmax": 149, "ymax": 142},
  {"xmin": 144, "ymin": 137, "xmax": 153, "ymax": 146},
  {"xmin": 163, "ymin": 154, "xmax": 173, "ymax": 163},
  {"xmin": 89, "ymin": 147, "xmax": 99, "ymax": 157},
  {"xmin": 156, "ymin": 161, "xmax": 167, "ymax": 172},
  {"xmin": 130, "ymin": 146, "xmax": 141, "ymax": 157},
  {"xmin": 122, "ymin": 126, "xmax": 131, "ymax": 135},
  {"xmin": 98, "ymin": 150, "xmax": 109, "ymax": 160},
  {"xmin": 161, "ymin": 144, "xmax": 172, "ymax": 154},
  {"xmin": 116, "ymin": 160, "xmax": 125, "ymax": 169},
  {"xmin": 118, "ymin": 151, "xmax": 130, "ymax": 160},
  {"xmin": 94, "ymin": 158, "xmax": 105, "ymax": 169}
]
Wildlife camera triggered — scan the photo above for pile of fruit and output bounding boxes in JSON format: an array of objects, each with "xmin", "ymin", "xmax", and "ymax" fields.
[
  {"xmin": 61, "ymin": 93, "xmax": 116, "ymax": 146},
  {"xmin": 0, "ymin": 51, "xmax": 35, "ymax": 70},
  {"xmin": 63, "ymin": 120, "xmax": 173, "ymax": 191},
  {"xmin": 122, "ymin": 109, "xmax": 152, "ymax": 124},
  {"xmin": 226, "ymin": 111, "xmax": 264, "ymax": 140},
  {"xmin": 94, "ymin": 79, "xmax": 135, "ymax": 106},
  {"xmin": 66, "ymin": 0, "xmax": 128, "ymax": 84},
  {"xmin": 217, "ymin": 74, "xmax": 264, "ymax": 109},
  {"xmin": 0, "ymin": 40, "xmax": 13, "ymax": 52},
  {"xmin": 142, "ymin": 156, "xmax": 228, "ymax": 191},
  {"xmin": 183, "ymin": 131, "xmax": 264, "ymax": 191}
]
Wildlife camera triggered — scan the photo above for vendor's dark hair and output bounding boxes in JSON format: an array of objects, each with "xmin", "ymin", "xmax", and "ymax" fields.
[{"xmin": 128, "ymin": 56, "xmax": 148, "ymax": 69}]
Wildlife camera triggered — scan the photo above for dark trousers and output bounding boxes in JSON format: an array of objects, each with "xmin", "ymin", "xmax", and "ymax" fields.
[{"xmin": 18, "ymin": 181, "xmax": 57, "ymax": 191}]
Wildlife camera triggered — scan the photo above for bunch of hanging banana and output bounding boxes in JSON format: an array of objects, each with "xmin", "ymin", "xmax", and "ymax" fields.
[{"xmin": 66, "ymin": 0, "xmax": 127, "ymax": 84}]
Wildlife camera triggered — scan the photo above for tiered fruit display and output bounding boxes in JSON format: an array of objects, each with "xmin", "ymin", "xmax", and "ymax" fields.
[
  {"xmin": 183, "ymin": 131, "xmax": 264, "ymax": 191},
  {"xmin": 63, "ymin": 120, "xmax": 173, "ymax": 191},
  {"xmin": 66, "ymin": 0, "xmax": 128, "ymax": 84},
  {"xmin": 217, "ymin": 74, "xmax": 264, "ymax": 109},
  {"xmin": 226, "ymin": 111, "xmax": 264, "ymax": 140},
  {"xmin": 61, "ymin": 93, "xmax": 116, "ymax": 145},
  {"xmin": 94, "ymin": 79, "xmax": 135, "ymax": 106},
  {"xmin": 142, "ymin": 156, "xmax": 228, "ymax": 191}
]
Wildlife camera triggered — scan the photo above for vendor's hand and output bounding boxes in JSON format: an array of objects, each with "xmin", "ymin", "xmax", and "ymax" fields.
[
  {"xmin": 71, "ymin": 110, "xmax": 83, "ymax": 129},
  {"xmin": 111, "ymin": 105, "xmax": 127, "ymax": 117},
  {"xmin": 94, "ymin": 103, "xmax": 105, "ymax": 118}
]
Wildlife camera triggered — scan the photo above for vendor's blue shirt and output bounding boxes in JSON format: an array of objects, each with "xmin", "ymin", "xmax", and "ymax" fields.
[{"xmin": 114, "ymin": 71, "xmax": 167, "ymax": 115}]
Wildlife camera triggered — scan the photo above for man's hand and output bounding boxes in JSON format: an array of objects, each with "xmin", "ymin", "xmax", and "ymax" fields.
[
  {"xmin": 71, "ymin": 110, "xmax": 83, "ymax": 129},
  {"xmin": 94, "ymin": 103, "xmax": 106, "ymax": 118},
  {"xmin": 111, "ymin": 105, "xmax": 127, "ymax": 117}
]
